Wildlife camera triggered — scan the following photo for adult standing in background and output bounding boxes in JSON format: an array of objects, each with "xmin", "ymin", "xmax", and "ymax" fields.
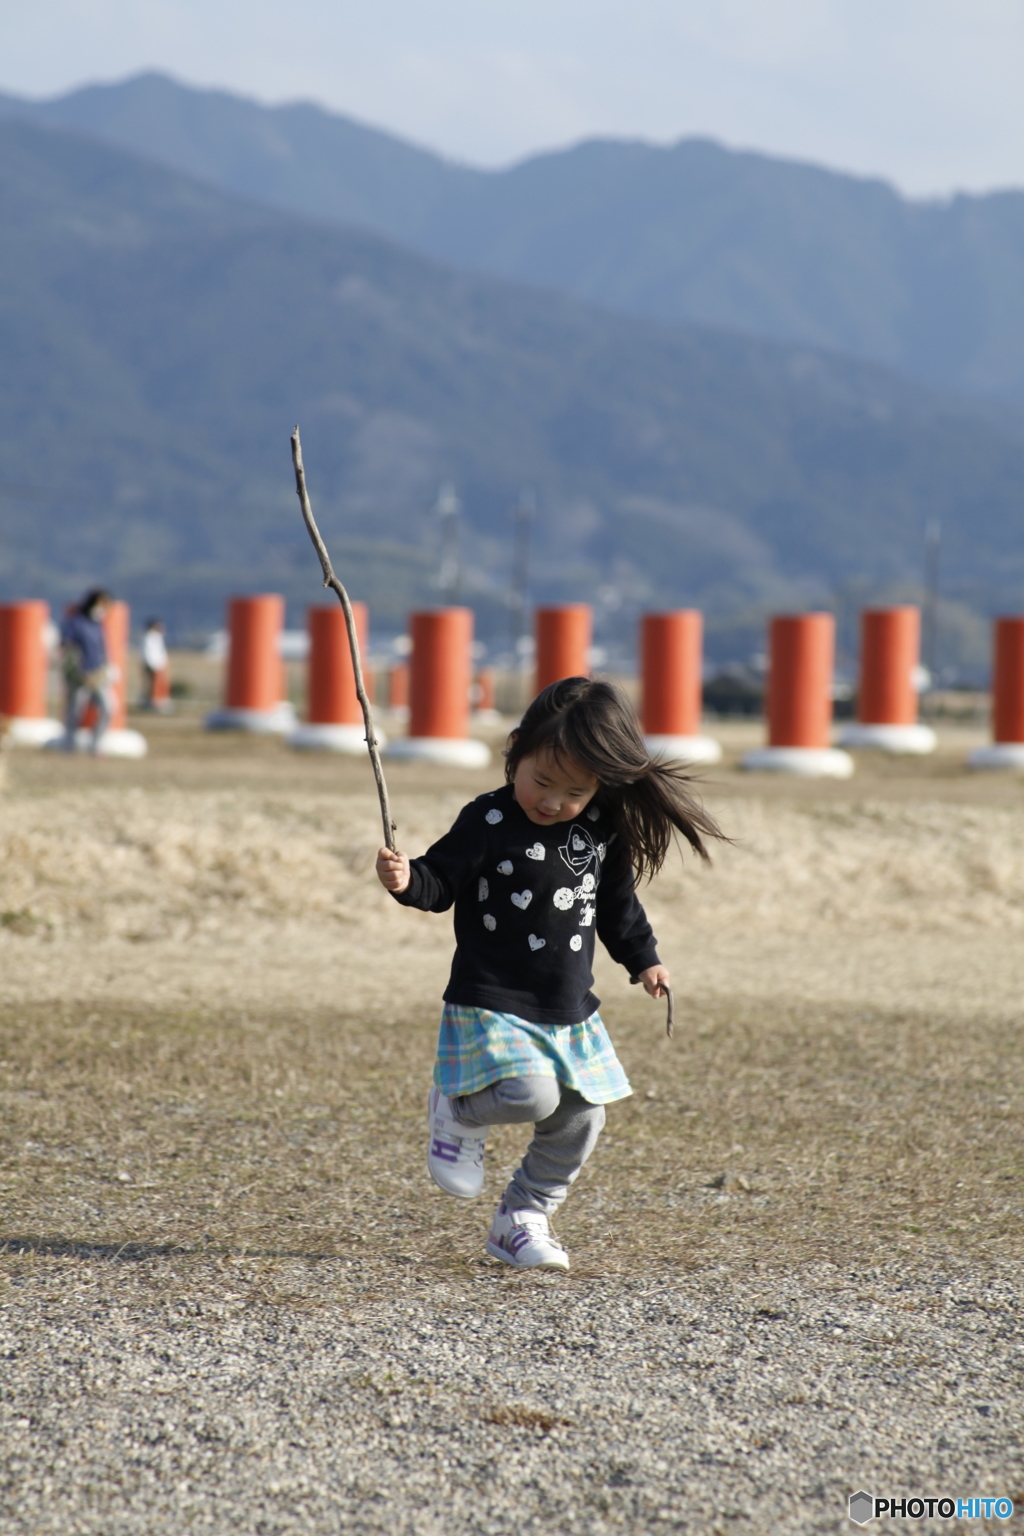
[
  {"xmin": 60, "ymin": 588, "xmax": 113, "ymax": 753},
  {"xmin": 140, "ymin": 617, "xmax": 169, "ymax": 710}
]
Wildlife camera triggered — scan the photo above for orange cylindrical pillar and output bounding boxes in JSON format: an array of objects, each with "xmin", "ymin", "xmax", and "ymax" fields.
[
  {"xmin": 767, "ymin": 614, "xmax": 834, "ymax": 748},
  {"xmin": 742, "ymin": 613, "xmax": 852, "ymax": 776},
  {"xmin": 225, "ymin": 595, "xmax": 282, "ymax": 711},
  {"xmin": 290, "ymin": 602, "xmax": 380, "ymax": 752},
  {"xmin": 473, "ymin": 667, "xmax": 497, "ymax": 715},
  {"xmin": 640, "ymin": 610, "xmax": 721, "ymax": 763},
  {"xmin": 535, "ymin": 606, "xmax": 592, "ymax": 692},
  {"xmin": 0, "ymin": 601, "xmax": 49, "ymax": 720},
  {"xmin": 992, "ymin": 618, "xmax": 1024, "ymax": 744},
  {"xmin": 307, "ymin": 602, "xmax": 366, "ymax": 724},
  {"xmin": 969, "ymin": 617, "xmax": 1024, "ymax": 768},
  {"xmin": 385, "ymin": 609, "xmax": 490, "ymax": 766},
  {"xmin": 837, "ymin": 605, "xmax": 935, "ymax": 753},
  {"xmin": 642, "ymin": 610, "xmax": 701, "ymax": 734},
  {"xmin": 390, "ymin": 661, "xmax": 410, "ymax": 713},
  {"xmin": 209, "ymin": 594, "xmax": 295, "ymax": 732},
  {"xmin": 410, "ymin": 608, "xmax": 473, "ymax": 738},
  {"xmin": 103, "ymin": 600, "xmax": 130, "ymax": 730},
  {"xmin": 859, "ymin": 608, "xmax": 918, "ymax": 725}
]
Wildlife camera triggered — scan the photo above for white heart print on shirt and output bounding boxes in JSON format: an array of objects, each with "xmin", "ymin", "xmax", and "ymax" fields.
[
  {"xmin": 483, "ymin": 913, "xmax": 496, "ymax": 931},
  {"xmin": 587, "ymin": 806, "xmax": 600, "ymax": 821},
  {"xmin": 485, "ymin": 809, "xmax": 503, "ymax": 825},
  {"xmin": 496, "ymin": 861, "xmax": 513, "ymax": 876},
  {"xmin": 528, "ymin": 934, "xmax": 546, "ymax": 950},
  {"xmin": 525, "ymin": 843, "xmax": 545, "ymax": 860},
  {"xmin": 511, "ymin": 891, "xmax": 532, "ymax": 910},
  {"xmin": 478, "ymin": 877, "xmax": 489, "ymax": 901},
  {"xmin": 570, "ymin": 935, "xmax": 582, "ymax": 951}
]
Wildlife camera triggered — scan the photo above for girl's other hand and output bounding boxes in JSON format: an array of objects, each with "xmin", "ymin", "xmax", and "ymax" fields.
[
  {"xmin": 638, "ymin": 964, "xmax": 670, "ymax": 999},
  {"xmin": 376, "ymin": 847, "xmax": 411, "ymax": 893}
]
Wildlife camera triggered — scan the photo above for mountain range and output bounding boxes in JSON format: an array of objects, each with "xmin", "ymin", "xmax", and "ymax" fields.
[
  {"xmin": 0, "ymin": 85, "xmax": 1022, "ymax": 666},
  {"xmin": 4, "ymin": 72, "xmax": 1024, "ymax": 403}
]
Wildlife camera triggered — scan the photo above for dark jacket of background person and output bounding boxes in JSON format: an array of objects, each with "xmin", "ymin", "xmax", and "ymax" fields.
[{"xmin": 60, "ymin": 609, "xmax": 107, "ymax": 678}]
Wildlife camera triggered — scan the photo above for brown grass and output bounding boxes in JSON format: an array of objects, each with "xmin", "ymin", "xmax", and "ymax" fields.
[{"xmin": 1, "ymin": 718, "xmax": 1023, "ymax": 1299}]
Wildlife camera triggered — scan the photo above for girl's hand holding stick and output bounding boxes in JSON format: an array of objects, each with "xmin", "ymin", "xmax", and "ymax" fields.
[
  {"xmin": 376, "ymin": 847, "xmax": 411, "ymax": 894},
  {"xmin": 633, "ymin": 966, "xmax": 676, "ymax": 1037}
]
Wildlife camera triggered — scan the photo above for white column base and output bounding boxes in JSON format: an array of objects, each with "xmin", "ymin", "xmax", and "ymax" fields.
[
  {"xmin": 473, "ymin": 709, "xmax": 504, "ymax": 725},
  {"xmin": 44, "ymin": 727, "xmax": 149, "ymax": 758},
  {"xmin": 384, "ymin": 736, "xmax": 492, "ymax": 768},
  {"xmin": 5, "ymin": 717, "xmax": 65, "ymax": 747},
  {"xmin": 644, "ymin": 733, "xmax": 722, "ymax": 765},
  {"xmin": 740, "ymin": 745, "xmax": 854, "ymax": 778},
  {"xmin": 288, "ymin": 722, "xmax": 387, "ymax": 753},
  {"xmin": 205, "ymin": 703, "xmax": 297, "ymax": 734},
  {"xmin": 968, "ymin": 742, "xmax": 1024, "ymax": 771},
  {"xmin": 837, "ymin": 722, "xmax": 937, "ymax": 754}
]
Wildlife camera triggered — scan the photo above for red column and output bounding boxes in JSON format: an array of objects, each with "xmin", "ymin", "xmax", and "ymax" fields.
[
  {"xmin": 103, "ymin": 601, "xmax": 130, "ymax": 730},
  {"xmin": 858, "ymin": 607, "xmax": 919, "ymax": 725},
  {"xmin": 0, "ymin": 601, "xmax": 49, "ymax": 719},
  {"xmin": 767, "ymin": 614, "xmax": 835, "ymax": 749},
  {"xmin": 535, "ymin": 606, "xmax": 592, "ymax": 692},
  {"xmin": 641, "ymin": 611, "xmax": 703, "ymax": 736},
  {"xmin": 224, "ymin": 596, "xmax": 284, "ymax": 711},
  {"xmin": 409, "ymin": 609, "xmax": 473, "ymax": 739},
  {"xmin": 306, "ymin": 602, "xmax": 367, "ymax": 725},
  {"xmin": 993, "ymin": 618, "xmax": 1024, "ymax": 743},
  {"xmin": 473, "ymin": 667, "xmax": 496, "ymax": 713},
  {"xmin": 390, "ymin": 662, "xmax": 410, "ymax": 711}
]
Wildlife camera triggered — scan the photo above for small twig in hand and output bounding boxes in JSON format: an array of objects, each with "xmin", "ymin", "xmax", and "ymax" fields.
[
  {"xmin": 290, "ymin": 426, "xmax": 397, "ymax": 852},
  {"xmin": 631, "ymin": 977, "xmax": 675, "ymax": 1038}
]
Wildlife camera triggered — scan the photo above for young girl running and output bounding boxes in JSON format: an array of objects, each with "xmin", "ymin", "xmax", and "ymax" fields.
[{"xmin": 376, "ymin": 676, "xmax": 723, "ymax": 1272}]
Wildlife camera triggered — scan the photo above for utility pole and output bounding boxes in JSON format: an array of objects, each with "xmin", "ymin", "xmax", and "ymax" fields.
[
  {"xmin": 509, "ymin": 488, "xmax": 535, "ymax": 657},
  {"xmin": 922, "ymin": 520, "xmax": 941, "ymax": 681},
  {"xmin": 435, "ymin": 482, "xmax": 460, "ymax": 605}
]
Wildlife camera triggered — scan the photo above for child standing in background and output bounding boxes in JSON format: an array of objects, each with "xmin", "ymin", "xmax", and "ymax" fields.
[{"xmin": 377, "ymin": 677, "xmax": 724, "ymax": 1272}]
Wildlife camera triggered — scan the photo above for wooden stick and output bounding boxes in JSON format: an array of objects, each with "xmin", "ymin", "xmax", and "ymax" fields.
[
  {"xmin": 631, "ymin": 976, "xmax": 675, "ymax": 1038},
  {"xmin": 290, "ymin": 426, "xmax": 397, "ymax": 852}
]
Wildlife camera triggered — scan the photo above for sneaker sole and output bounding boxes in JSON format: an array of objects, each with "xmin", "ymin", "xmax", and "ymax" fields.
[
  {"xmin": 427, "ymin": 1158, "xmax": 482, "ymax": 1199},
  {"xmin": 485, "ymin": 1237, "xmax": 569, "ymax": 1272}
]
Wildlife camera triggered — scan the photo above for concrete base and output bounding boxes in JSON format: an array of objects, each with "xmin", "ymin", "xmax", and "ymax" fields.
[
  {"xmin": 837, "ymin": 722, "xmax": 937, "ymax": 755},
  {"xmin": 205, "ymin": 702, "xmax": 297, "ymax": 735},
  {"xmin": 45, "ymin": 727, "xmax": 149, "ymax": 759},
  {"xmin": 967, "ymin": 742, "xmax": 1024, "ymax": 771},
  {"xmin": 5, "ymin": 717, "xmax": 65, "ymax": 747},
  {"xmin": 740, "ymin": 745, "xmax": 854, "ymax": 779},
  {"xmin": 384, "ymin": 736, "xmax": 492, "ymax": 768},
  {"xmin": 288, "ymin": 722, "xmax": 387, "ymax": 754},
  {"xmin": 644, "ymin": 732, "xmax": 722, "ymax": 766}
]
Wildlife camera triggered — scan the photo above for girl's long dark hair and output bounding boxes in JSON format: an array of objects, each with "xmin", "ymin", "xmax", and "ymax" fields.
[{"xmin": 505, "ymin": 677, "xmax": 726, "ymax": 884}]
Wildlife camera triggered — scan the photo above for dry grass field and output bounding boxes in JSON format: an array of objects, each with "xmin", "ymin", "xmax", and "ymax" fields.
[{"xmin": 1, "ymin": 716, "xmax": 1022, "ymax": 1534}]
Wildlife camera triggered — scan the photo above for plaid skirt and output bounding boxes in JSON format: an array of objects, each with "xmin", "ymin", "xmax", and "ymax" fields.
[{"xmin": 434, "ymin": 1003, "xmax": 632, "ymax": 1105}]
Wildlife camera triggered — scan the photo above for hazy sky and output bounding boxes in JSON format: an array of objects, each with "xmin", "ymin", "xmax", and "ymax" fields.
[{"xmin": 3, "ymin": 0, "xmax": 1023, "ymax": 194}]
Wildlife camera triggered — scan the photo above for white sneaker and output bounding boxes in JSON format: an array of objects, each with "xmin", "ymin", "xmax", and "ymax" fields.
[
  {"xmin": 486, "ymin": 1197, "xmax": 569, "ymax": 1271},
  {"xmin": 426, "ymin": 1087, "xmax": 488, "ymax": 1198}
]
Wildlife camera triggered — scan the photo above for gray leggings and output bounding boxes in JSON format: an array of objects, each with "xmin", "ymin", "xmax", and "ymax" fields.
[{"xmin": 453, "ymin": 1076, "xmax": 605, "ymax": 1216}]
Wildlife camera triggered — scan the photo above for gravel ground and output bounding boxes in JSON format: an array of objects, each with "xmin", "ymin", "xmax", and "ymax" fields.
[
  {"xmin": 2, "ymin": 1253, "xmax": 1021, "ymax": 1535},
  {"xmin": 1, "ymin": 728, "xmax": 1022, "ymax": 1534}
]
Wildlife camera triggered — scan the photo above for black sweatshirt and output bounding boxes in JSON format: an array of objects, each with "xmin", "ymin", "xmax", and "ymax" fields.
[{"xmin": 391, "ymin": 783, "xmax": 660, "ymax": 1025}]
